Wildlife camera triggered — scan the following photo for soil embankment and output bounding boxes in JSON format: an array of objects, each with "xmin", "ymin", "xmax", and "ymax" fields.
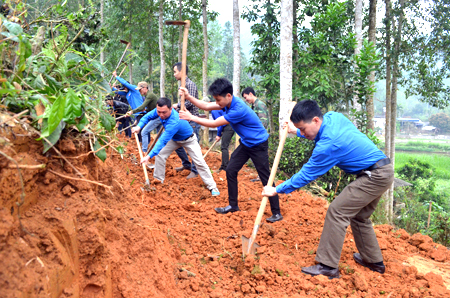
[{"xmin": 1, "ymin": 125, "xmax": 449, "ymax": 297}]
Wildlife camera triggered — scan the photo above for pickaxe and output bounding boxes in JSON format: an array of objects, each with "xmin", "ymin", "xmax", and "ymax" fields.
[
  {"xmin": 165, "ymin": 20, "xmax": 190, "ymax": 111},
  {"xmin": 109, "ymin": 40, "xmax": 131, "ymax": 84}
]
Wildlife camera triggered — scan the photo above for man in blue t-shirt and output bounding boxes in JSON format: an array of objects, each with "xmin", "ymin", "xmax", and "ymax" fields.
[
  {"xmin": 262, "ymin": 100, "xmax": 394, "ymax": 279},
  {"xmin": 179, "ymin": 78, "xmax": 282, "ymax": 223},
  {"xmin": 132, "ymin": 97, "xmax": 220, "ymax": 197}
]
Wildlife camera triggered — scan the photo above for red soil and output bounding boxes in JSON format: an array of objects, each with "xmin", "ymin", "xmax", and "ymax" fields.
[{"xmin": 1, "ymin": 126, "xmax": 449, "ymax": 298}]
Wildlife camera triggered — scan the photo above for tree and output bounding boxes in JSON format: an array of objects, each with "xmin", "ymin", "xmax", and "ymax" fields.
[
  {"xmin": 353, "ymin": 0, "xmax": 362, "ymax": 112},
  {"xmin": 202, "ymin": 0, "xmax": 209, "ymax": 144},
  {"xmin": 366, "ymin": 0, "xmax": 377, "ymax": 130},
  {"xmin": 429, "ymin": 113, "xmax": 450, "ymax": 133},
  {"xmin": 233, "ymin": 0, "xmax": 241, "ymax": 98},
  {"xmin": 159, "ymin": 0, "xmax": 165, "ymax": 97},
  {"xmin": 279, "ymin": 0, "xmax": 293, "ymax": 132}
]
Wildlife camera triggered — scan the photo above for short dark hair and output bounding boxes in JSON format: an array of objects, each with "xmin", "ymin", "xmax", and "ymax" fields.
[
  {"xmin": 241, "ymin": 87, "xmax": 256, "ymax": 97},
  {"xmin": 156, "ymin": 97, "xmax": 171, "ymax": 108},
  {"xmin": 208, "ymin": 78, "xmax": 233, "ymax": 97},
  {"xmin": 290, "ymin": 100, "xmax": 323, "ymax": 123},
  {"xmin": 173, "ymin": 62, "xmax": 189, "ymax": 75}
]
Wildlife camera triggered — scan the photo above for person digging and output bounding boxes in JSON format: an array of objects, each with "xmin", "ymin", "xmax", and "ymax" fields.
[
  {"xmin": 179, "ymin": 78, "xmax": 282, "ymax": 223},
  {"xmin": 261, "ymin": 100, "xmax": 394, "ymax": 279},
  {"xmin": 132, "ymin": 97, "xmax": 220, "ymax": 197}
]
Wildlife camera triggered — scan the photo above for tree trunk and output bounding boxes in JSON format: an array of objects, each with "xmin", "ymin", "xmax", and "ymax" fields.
[
  {"xmin": 353, "ymin": 0, "xmax": 363, "ymax": 112},
  {"xmin": 202, "ymin": 0, "xmax": 210, "ymax": 145},
  {"xmin": 100, "ymin": 0, "xmax": 104, "ymax": 74},
  {"xmin": 384, "ymin": 0, "xmax": 392, "ymax": 222},
  {"xmin": 233, "ymin": 0, "xmax": 241, "ymax": 148},
  {"xmin": 159, "ymin": 0, "xmax": 166, "ymax": 97},
  {"xmin": 366, "ymin": 0, "xmax": 377, "ymax": 131},
  {"xmin": 292, "ymin": 0, "xmax": 299, "ymax": 101},
  {"xmin": 148, "ymin": 55, "xmax": 154, "ymax": 93},
  {"xmin": 280, "ymin": 0, "xmax": 294, "ymax": 134},
  {"xmin": 178, "ymin": 0, "xmax": 183, "ymax": 62}
]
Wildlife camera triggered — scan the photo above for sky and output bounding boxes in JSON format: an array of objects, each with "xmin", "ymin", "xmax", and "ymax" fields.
[{"xmin": 208, "ymin": 0, "xmax": 255, "ymax": 58}]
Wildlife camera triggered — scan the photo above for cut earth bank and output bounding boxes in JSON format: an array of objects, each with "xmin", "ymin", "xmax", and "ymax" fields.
[{"xmin": 0, "ymin": 125, "xmax": 449, "ymax": 298}]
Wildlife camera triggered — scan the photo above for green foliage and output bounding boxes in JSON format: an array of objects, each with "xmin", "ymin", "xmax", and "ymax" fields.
[
  {"xmin": 1, "ymin": 3, "xmax": 115, "ymax": 158},
  {"xmin": 397, "ymin": 158, "xmax": 435, "ymax": 182}
]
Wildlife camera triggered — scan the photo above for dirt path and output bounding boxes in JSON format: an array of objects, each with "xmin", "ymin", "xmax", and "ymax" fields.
[{"xmin": 1, "ymin": 129, "xmax": 449, "ymax": 297}]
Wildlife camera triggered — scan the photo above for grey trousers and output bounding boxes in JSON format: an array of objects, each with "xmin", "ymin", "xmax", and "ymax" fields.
[
  {"xmin": 315, "ymin": 164, "xmax": 394, "ymax": 268},
  {"xmin": 153, "ymin": 135, "xmax": 217, "ymax": 190}
]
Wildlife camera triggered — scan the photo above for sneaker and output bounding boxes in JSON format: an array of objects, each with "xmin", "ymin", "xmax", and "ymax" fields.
[
  {"xmin": 211, "ymin": 188, "xmax": 220, "ymax": 196},
  {"xmin": 175, "ymin": 166, "xmax": 191, "ymax": 172},
  {"xmin": 146, "ymin": 163, "xmax": 155, "ymax": 169},
  {"xmin": 186, "ymin": 172, "xmax": 199, "ymax": 179},
  {"xmin": 250, "ymin": 177, "xmax": 261, "ymax": 182}
]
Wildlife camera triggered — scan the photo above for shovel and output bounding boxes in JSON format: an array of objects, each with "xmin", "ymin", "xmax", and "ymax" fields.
[
  {"xmin": 203, "ymin": 139, "xmax": 219, "ymax": 159},
  {"xmin": 165, "ymin": 20, "xmax": 190, "ymax": 111},
  {"xmin": 134, "ymin": 132, "xmax": 150, "ymax": 186},
  {"xmin": 109, "ymin": 40, "xmax": 131, "ymax": 84},
  {"xmin": 242, "ymin": 109, "xmax": 293, "ymax": 256}
]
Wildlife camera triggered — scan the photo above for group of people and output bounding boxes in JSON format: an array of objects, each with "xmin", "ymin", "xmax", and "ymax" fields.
[{"xmin": 106, "ymin": 64, "xmax": 394, "ymax": 281}]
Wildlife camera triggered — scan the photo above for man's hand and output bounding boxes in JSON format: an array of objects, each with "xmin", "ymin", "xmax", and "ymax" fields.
[
  {"xmin": 215, "ymin": 135, "xmax": 221, "ymax": 142},
  {"xmin": 262, "ymin": 186, "xmax": 278, "ymax": 197},
  {"xmin": 141, "ymin": 155, "xmax": 150, "ymax": 165},
  {"xmin": 172, "ymin": 103, "xmax": 179, "ymax": 110},
  {"xmin": 178, "ymin": 87, "xmax": 191, "ymax": 100},
  {"xmin": 283, "ymin": 121, "xmax": 297, "ymax": 134},
  {"xmin": 115, "ymin": 122, "xmax": 119, "ymax": 129},
  {"xmin": 126, "ymin": 111, "xmax": 133, "ymax": 117},
  {"xmin": 112, "ymin": 70, "xmax": 117, "ymax": 77},
  {"xmin": 131, "ymin": 126, "xmax": 141, "ymax": 134},
  {"xmin": 179, "ymin": 110, "xmax": 193, "ymax": 121}
]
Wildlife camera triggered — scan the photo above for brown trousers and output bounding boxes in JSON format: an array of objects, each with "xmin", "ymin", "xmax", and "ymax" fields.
[{"xmin": 315, "ymin": 164, "xmax": 394, "ymax": 268}]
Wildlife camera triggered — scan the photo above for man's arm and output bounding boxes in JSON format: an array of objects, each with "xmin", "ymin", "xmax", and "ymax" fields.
[
  {"xmin": 180, "ymin": 111, "xmax": 229, "ymax": 128},
  {"xmin": 179, "ymin": 87, "xmax": 221, "ymax": 111},
  {"xmin": 131, "ymin": 97, "xmax": 151, "ymax": 114},
  {"xmin": 115, "ymin": 75, "xmax": 137, "ymax": 91}
]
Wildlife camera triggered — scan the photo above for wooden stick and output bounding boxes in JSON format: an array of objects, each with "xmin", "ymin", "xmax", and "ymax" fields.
[
  {"xmin": 145, "ymin": 127, "xmax": 164, "ymax": 156},
  {"xmin": 8, "ymin": 164, "xmax": 46, "ymax": 169},
  {"xmin": 203, "ymin": 139, "xmax": 218, "ymax": 159},
  {"xmin": 0, "ymin": 109, "xmax": 29, "ymax": 126},
  {"xmin": 179, "ymin": 20, "xmax": 191, "ymax": 111},
  {"xmin": 48, "ymin": 169, "xmax": 112, "ymax": 190},
  {"xmin": 134, "ymin": 133, "xmax": 150, "ymax": 185}
]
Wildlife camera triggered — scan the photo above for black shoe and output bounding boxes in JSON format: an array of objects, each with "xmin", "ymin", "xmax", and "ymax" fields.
[
  {"xmin": 250, "ymin": 177, "xmax": 261, "ymax": 182},
  {"xmin": 175, "ymin": 166, "xmax": 190, "ymax": 172},
  {"xmin": 266, "ymin": 213, "xmax": 283, "ymax": 223},
  {"xmin": 301, "ymin": 264, "xmax": 340, "ymax": 279},
  {"xmin": 353, "ymin": 253, "xmax": 385, "ymax": 274},
  {"xmin": 214, "ymin": 205, "xmax": 240, "ymax": 214}
]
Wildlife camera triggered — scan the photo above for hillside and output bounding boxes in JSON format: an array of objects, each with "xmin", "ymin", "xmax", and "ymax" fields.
[{"xmin": 1, "ymin": 123, "xmax": 449, "ymax": 298}]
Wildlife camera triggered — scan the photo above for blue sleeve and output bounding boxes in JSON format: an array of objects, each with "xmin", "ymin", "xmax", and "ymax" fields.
[
  {"xmin": 138, "ymin": 108, "xmax": 158, "ymax": 129},
  {"xmin": 116, "ymin": 76, "xmax": 137, "ymax": 91},
  {"xmin": 275, "ymin": 140, "xmax": 338, "ymax": 194},
  {"xmin": 149, "ymin": 122, "xmax": 178, "ymax": 158}
]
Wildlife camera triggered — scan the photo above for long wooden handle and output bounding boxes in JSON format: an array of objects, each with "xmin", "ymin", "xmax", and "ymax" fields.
[
  {"xmin": 109, "ymin": 43, "xmax": 131, "ymax": 84},
  {"xmin": 135, "ymin": 133, "xmax": 150, "ymax": 184},
  {"xmin": 203, "ymin": 139, "xmax": 219, "ymax": 159},
  {"xmin": 253, "ymin": 124, "xmax": 290, "ymax": 227},
  {"xmin": 145, "ymin": 127, "xmax": 164, "ymax": 156},
  {"xmin": 180, "ymin": 20, "xmax": 190, "ymax": 111}
]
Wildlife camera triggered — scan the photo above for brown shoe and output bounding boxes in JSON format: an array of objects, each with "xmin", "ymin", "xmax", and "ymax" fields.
[
  {"xmin": 353, "ymin": 253, "xmax": 385, "ymax": 274},
  {"xmin": 301, "ymin": 264, "xmax": 339, "ymax": 279}
]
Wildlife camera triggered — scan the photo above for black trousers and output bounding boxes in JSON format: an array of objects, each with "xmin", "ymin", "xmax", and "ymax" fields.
[
  {"xmin": 220, "ymin": 125, "xmax": 235, "ymax": 170},
  {"xmin": 226, "ymin": 140, "xmax": 280, "ymax": 215}
]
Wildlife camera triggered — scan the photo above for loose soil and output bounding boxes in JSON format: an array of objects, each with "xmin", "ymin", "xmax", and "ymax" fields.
[{"xmin": 1, "ymin": 124, "xmax": 449, "ymax": 298}]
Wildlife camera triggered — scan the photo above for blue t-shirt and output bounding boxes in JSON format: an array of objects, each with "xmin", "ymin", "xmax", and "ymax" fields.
[
  {"xmin": 211, "ymin": 110, "xmax": 227, "ymax": 137},
  {"xmin": 223, "ymin": 96, "xmax": 269, "ymax": 147},
  {"xmin": 138, "ymin": 108, "xmax": 193, "ymax": 158},
  {"xmin": 115, "ymin": 76, "xmax": 144, "ymax": 114},
  {"xmin": 276, "ymin": 111, "xmax": 387, "ymax": 194}
]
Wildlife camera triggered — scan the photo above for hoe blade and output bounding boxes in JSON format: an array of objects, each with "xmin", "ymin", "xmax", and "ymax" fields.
[
  {"xmin": 241, "ymin": 235, "xmax": 260, "ymax": 256},
  {"xmin": 165, "ymin": 20, "xmax": 187, "ymax": 25}
]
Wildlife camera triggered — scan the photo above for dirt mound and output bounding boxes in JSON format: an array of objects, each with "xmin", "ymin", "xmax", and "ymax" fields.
[{"xmin": 1, "ymin": 126, "xmax": 449, "ymax": 298}]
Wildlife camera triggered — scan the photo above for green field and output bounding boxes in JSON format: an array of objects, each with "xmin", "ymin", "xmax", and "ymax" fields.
[{"xmin": 394, "ymin": 152, "xmax": 450, "ymax": 194}]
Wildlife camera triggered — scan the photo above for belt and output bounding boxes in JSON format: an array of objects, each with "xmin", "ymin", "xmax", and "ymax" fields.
[
  {"xmin": 365, "ymin": 157, "xmax": 391, "ymax": 171},
  {"xmin": 180, "ymin": 133, "xmax": 194, "ymax": 141}
]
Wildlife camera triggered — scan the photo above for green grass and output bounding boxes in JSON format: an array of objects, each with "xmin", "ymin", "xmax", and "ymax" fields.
[
  {"xmin": 394, "ymin": 152, "xmax": 450, "ymax": 180},
  {"xmin": 379, "ymin": 141, "xmax": 450, "ymax": 153}
]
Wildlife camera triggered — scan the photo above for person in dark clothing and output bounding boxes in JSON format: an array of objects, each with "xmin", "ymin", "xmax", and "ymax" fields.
[{"xmin": 106, "ymin": 95, "xmax": 131, "ymax": 138}]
